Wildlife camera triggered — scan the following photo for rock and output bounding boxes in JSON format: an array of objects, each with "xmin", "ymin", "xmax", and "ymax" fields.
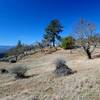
[
  {"xmin": 9, "ymin": 59, "xmax": 17, "ymax": 63},
  {"xmin": 0, "ymin": 68, "xmax": 8, "ymax": 74},
  {"xmin": 9, "ymin": 56, "xmax": 17, "ymax": 63},
  {"xmin": 88, "ymin": 84, "xmax": 93, "ymax": 88}
]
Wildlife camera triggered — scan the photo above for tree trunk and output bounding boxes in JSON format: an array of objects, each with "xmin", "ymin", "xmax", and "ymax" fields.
[
  {"xmin": 52, "ymin": 38, "xmax": 55, "ymax": 47},
  {"xmin": 15, "ymin": 55, "xmax": 18, "ymax": 61},
  {"xmin": 86, "ymin": 49, "xmax": 92, "ymax": 59},
  {"xmin": 83, "ymin": 46, "xmax": 92, "ymax": 59}
]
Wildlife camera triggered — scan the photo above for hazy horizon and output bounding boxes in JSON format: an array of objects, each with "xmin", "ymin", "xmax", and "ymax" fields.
[{"xmin": 0, "ymin": 0, "xmax": 100, "ymax": 46}]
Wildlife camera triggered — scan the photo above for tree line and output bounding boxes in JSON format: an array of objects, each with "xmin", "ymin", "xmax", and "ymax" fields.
[{"xmin": 5, "ymin": 19, "xmax": 100, "ymax": 59}]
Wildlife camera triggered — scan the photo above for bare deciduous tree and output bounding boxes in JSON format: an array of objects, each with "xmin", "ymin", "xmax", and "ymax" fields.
[{"xmin": 75, "ymin": 19, "xmax": 97, "ymax": 59}]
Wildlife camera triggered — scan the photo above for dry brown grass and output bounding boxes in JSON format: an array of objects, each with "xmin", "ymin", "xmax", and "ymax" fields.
[{"xmin": 0, "ymin": 48, "xmax": 100, "ymax": 100}]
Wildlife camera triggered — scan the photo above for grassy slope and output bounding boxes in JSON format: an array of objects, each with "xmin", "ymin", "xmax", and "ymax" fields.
[{"xmin": 0, "ymin": 48, "xmax": 100, "ymax": 100}]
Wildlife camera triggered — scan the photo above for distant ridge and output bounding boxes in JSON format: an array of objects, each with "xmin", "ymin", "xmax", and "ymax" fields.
[{"xmin": 0, "ymin": 46, "xmax": 13, "ymax": 53}]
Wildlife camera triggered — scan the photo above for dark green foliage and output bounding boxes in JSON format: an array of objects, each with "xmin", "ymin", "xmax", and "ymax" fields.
[
  {"xmin": 16, "ymin": 40, "xmax": 23, "ymax": 49},
  {"xmin": 44, "ymin": 19, "xmax": 63, "ymax": 47},
  {"xmin": 61, "ymin": 36, "xmax": 75, "ymax": 49}
]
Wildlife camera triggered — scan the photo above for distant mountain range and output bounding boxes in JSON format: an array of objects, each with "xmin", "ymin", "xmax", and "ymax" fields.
[
  {"xmin": 0, "ymin": 46, "xmax": 13, "ymax": 58},
  {"xmin": 0, "ymin": 46, "xmax": 13, "ymax": 53}
]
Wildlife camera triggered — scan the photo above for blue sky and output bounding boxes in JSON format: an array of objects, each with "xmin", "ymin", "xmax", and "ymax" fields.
[{"xmin": 0, "ymin": 0, "xmax": 100, "ymax": 45}]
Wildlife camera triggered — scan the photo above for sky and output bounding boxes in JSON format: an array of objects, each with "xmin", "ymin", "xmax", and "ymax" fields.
[{"xmin": 0, "ymin": 0, "xmax": 100, "ymax": 46}]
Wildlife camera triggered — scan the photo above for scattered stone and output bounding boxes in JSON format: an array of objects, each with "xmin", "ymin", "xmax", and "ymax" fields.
[
  {"xmin": 9, "ymin": 56, "xmax": 17, "ymax": 63},
  {"xmin": 88, "ymin": 84, "xmax": 93, "ymax": 88},
  {"xmin": 0, "ymin": 68, "xmax": 8, "ymax": 74}
]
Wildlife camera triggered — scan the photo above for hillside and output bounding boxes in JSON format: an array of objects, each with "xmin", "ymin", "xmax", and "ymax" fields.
[{"xmin": 0, "ymin": 48, "xmax": 100, "ymax": 100}]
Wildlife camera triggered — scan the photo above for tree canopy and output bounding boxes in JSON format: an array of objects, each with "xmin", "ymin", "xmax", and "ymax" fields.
[{"xmin": 44, "ymin": 19, "xmax": 63, "ymax": 47}]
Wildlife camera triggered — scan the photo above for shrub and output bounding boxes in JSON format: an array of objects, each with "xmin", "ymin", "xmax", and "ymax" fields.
[
  {"xmin": 10, "ymin": 65, "xmax": 28, "ymax": 79},
  {"xmin": 54, "ymin": 58, "xmax": 73, "ymax": 76},
  {"xmin": 61, "ymin": 36, "xmax": 75, "ymax": 49}
]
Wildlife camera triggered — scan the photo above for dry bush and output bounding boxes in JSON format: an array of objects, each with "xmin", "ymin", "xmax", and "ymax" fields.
[
  {"xmin": 10, "ymin": 65, "xmax": 28, "ymax": 79},
  {"xmin": 54, "ymin": 58, "xmax": 74, "ymax": 76}
]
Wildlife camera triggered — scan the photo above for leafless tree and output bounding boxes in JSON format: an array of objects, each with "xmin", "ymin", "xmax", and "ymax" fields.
[{"xmin": 75, "ymin": 19, "xmax": 97, "ymax": 59}]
